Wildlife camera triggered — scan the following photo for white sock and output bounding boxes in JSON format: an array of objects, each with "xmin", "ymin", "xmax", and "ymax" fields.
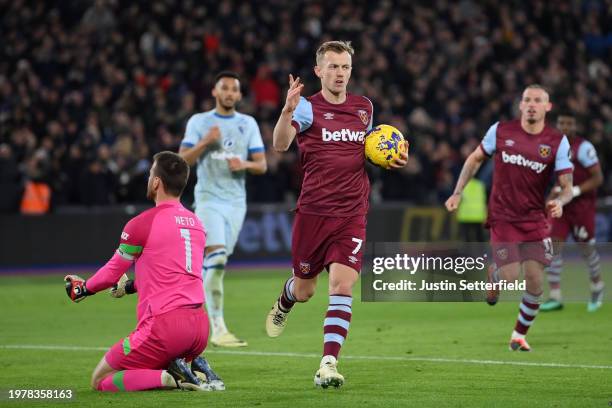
[
  {"xmin": 211, "ymin": 315, "xmax": 228, "ymax": 336},
  {"xmin": 511, "ymin": 330, "xmax": 525, "ymax": 340},
  {"xmin": 549, "ymin": 288, "xmax": 562, "ymax": 301},
  {"xmin": 591, "ymin": 280, "xmax": 604, "ymax": 293},
  {"xmin": 203, "ymin": 249, "xmax": 228, "ymax": 337}
]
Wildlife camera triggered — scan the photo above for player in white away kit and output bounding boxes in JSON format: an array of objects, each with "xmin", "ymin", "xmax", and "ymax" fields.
[{"xmin": 180, "ymin": 71, "xmax": 267, "ymax": 347}]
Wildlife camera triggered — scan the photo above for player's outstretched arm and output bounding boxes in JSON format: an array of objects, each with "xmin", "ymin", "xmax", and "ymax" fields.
[
  {"xmin": 85, "ymin": 251, "xmax": 134, "ymax": 294},
  {"xmin": 66, "ymin": 254, "xmax": 133, "ymax": 303},
  {"xmin": 273, "ymin": 74, "xmax": 303, "ymax": 152},
  {"xmin": 179, "ymin": 126, "xmax": 221, "ymax": 166},
  {"xmin": 445, "ymin": 147, "xmax": 487, "ymax": 212}
]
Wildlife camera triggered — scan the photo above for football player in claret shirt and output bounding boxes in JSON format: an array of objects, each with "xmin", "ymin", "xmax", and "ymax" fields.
[
  {"xmin": 446, "ymin": 85, "xmax": 574, "ymax": 352},
  {"xmin": 64, "ymin": 152, "xmax": 223, "ymax": 392},
  {"xmin": 265, "ymin": 40, "xmax": 407, "ymax": 388},
  {"xmin": 541, "ymin": 111, "xmax": 604, "ymax": 312}
]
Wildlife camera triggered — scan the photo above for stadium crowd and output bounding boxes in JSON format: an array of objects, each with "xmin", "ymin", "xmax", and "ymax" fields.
[{"xmin": 1, "ymin": 0, "xmax": 612, "ymax": 212}]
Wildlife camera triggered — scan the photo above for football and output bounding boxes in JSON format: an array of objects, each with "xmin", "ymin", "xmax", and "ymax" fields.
[{"xmin": 364, "ymin": 124, "xmax": 409, "ymax": 169}]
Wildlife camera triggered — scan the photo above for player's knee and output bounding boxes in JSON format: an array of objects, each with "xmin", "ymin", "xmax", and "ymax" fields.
[
  {"xmin": 500, "ymin": 266, "xmax": 520, "ymax": 282},
  {"xmin": 506, "ymin": 271, "xmax": 520, "ymax": 282},
  {"xmin": 294, "ymin": 285, "xmax": 315, "ymax": 302},
  {"xmin": 329, "ymin": 281, "xmax": 353, "ymax": 296}
]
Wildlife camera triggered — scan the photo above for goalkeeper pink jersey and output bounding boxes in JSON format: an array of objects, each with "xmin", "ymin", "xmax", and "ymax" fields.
[{"xmin": 87, "ymin": 199, "xmax": 206, "ymax": 328}]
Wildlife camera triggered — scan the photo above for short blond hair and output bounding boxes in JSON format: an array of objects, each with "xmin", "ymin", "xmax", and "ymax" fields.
[
  {"xmin": 316, "ymin": 40, "xmax": 354, "ymax": 65},
  {"xmin": 523, "ymin": 83, "xmax": 550, "ymax": 98}
]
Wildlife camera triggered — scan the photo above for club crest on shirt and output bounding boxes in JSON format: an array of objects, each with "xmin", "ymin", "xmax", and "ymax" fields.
[
  {"xmin": 496, "ymin": 248, "xmax": 508, "ymax": 261},
  {"xmin": 538, "ymin": 144, "xmax": 551, "ymax": 159},
  {"xmin": 299, "ymin": 262, "xmax": 310, "ymax": 275},
  {"xmin": 358, "ymin": 110, "xmax": 369, "ymax": 126},
  {"xmin": 587, "ymin": 147, "xmax": 596, "ymax": 159}
]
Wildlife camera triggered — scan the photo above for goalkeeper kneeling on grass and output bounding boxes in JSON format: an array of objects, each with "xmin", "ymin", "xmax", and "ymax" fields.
[{"xmin": 64, "ymin": 151, "xmax": 224, "ymax": 392}]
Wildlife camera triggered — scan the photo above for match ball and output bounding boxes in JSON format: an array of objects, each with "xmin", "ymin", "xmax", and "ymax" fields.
[{"xmin": 364, "ymin": 124, "xmax": 408, "ymax": 169}]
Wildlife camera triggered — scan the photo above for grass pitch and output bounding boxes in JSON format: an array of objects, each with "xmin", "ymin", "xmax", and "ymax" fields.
[{"xmin": 0, "ymin": 268, "xmax": 610, "ymax": 407}]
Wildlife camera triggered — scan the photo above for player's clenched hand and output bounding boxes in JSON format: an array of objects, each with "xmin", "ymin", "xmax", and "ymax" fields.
[
  {"xmin": 445, "ymin": 193, "xmax": 462, "ymax": 212},
  {"xmin": 202, "ymin": 126, "xmax": 221, "ymax": 147},
  {"xmin": 282, "ymin": 74, "xmax": 304, "ymax": 114},
  {"xmin": 227, "ymin": 157, "xmax": 246, "ymax": 172},
  {"xmin": 546, "ymin": 199, "xmax": 563, "ymax": 218},
  {"xmin": 64, "ymin": 274, "xmax": 93, "ymax": 303},
  {"xmin": 388, "ymin": 151, "xmax": 408, "ymax": 169},
  {"xmin": 110, "ymin": 273, "xmax": 129, "ymax": 298}
]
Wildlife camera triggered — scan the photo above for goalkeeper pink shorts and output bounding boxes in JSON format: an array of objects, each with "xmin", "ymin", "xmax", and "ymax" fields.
[{"xmin": 105, "ymin": 306, "xmax": 208, "ymax": 370}]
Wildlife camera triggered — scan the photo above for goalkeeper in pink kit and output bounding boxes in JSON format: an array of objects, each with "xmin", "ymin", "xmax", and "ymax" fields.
[{"xmin": 64, "ymin": 151, "xmax": 224, "ymax": 392}]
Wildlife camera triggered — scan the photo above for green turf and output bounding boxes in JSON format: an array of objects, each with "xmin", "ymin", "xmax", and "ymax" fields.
[{"xmin": 0, "ymin": 269, "xmax": 610, "ymax": 407}]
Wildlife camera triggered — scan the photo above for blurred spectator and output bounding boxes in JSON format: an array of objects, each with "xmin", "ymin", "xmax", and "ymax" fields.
[
  {"xmin": 251, "ymin": 65, "xmax": 281, "ymax": 110},
  {"xmin": 1, "ymin": 0, "xmax": 611, "ymax": 211},
  {"xmin": 20, "ymin": 150, "xmax": 52, "ymax": 214},
  {"xmin": 0, "ymin": 144, "xmax": 22, "ymax": 212},
  {"xmin": 78, "ymin": 159, "xmax": 115, "ymax": 206},
  {"xmin": 80, "ymin": 0, "xmax": 116, "ymax": 38}
]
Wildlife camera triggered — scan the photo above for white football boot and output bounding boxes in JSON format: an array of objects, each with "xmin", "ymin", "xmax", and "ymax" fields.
[
  {"xmin": 265, "ymin": 301, "xmax": 289, "ymax": 338},
  {"xmin": 314, "ymin": 355, "xmax": 344, "ymax": 388}
]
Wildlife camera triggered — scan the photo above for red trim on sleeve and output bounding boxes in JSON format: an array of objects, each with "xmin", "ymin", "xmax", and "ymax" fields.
[
  {"xmin": 479, "ymin": 143, "xmax": 492, "ymax": 157},
  {"xmin": 585, "ymin": 162, "xmax": 600, "ymax": 170},
  {"xmin": 555, "ymin": 167, "xmax": 573, "ymax": 176},
  {"xmin": 291, "ymin": 120, "xmax": 300, "ymax": 134}
]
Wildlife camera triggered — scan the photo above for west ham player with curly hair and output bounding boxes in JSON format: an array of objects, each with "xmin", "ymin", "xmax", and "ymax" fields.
[
  {"xmin": 446, "ymin": 85, "xmax": 574, "ymax": 352},
  {"xmin": 265, "ymin": 40, "xmax": 407, "ymax": 388},
  {"xmin": 541, "ymin": 111, "xmax": 604, "ymax": 312}
]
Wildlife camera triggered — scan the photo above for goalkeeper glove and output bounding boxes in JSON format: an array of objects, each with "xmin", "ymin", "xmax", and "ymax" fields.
[
  {"xmin": 110, "ymin": 274, "xmax": 137, "ymax": 298},
  {"xmin": 64, "ymin": 275, "xmax": 94, "ymax": 303},
  {"xmin": 110, "ymin": 274, "xmax": 128, "ymax": 298}
]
